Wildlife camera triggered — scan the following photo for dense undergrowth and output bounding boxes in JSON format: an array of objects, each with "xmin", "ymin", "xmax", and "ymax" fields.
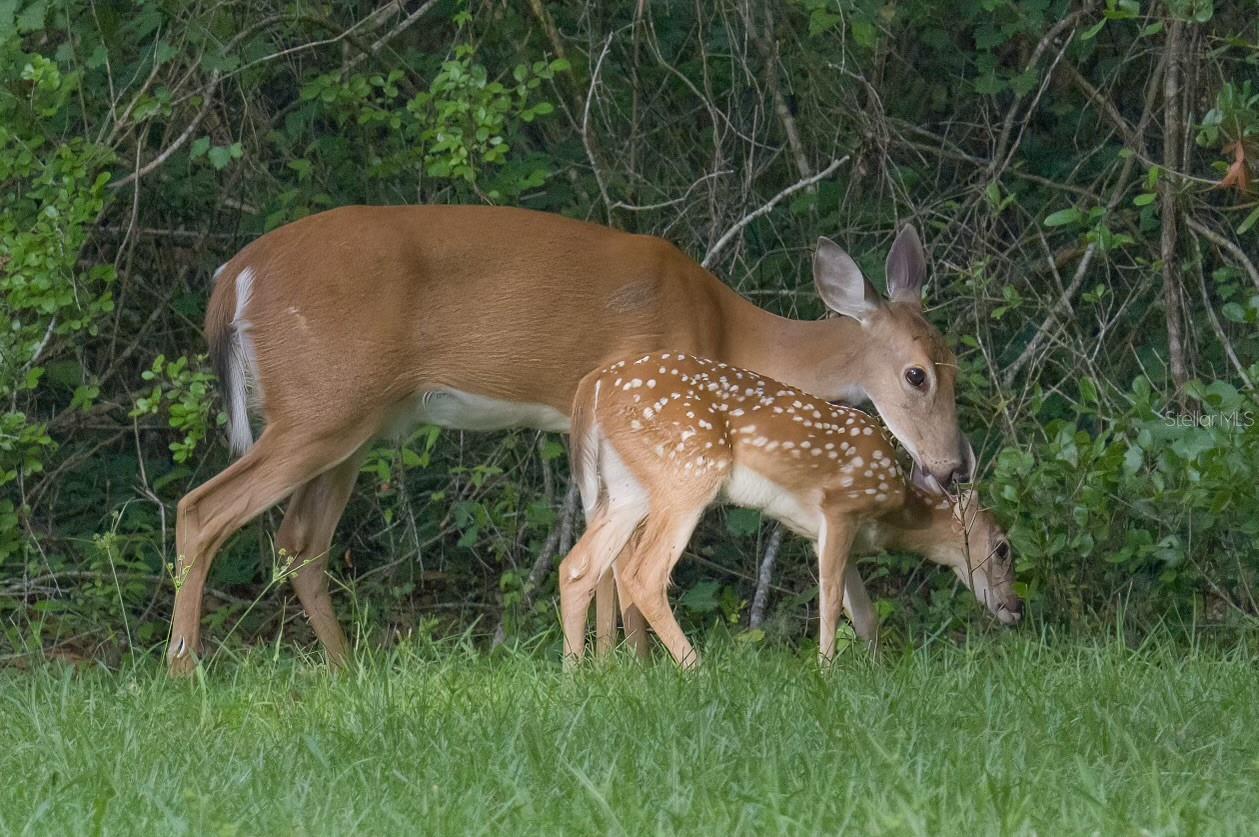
[{"xmin": 1, "ymin": 1, "xmax": 1257, "ymax": 660}]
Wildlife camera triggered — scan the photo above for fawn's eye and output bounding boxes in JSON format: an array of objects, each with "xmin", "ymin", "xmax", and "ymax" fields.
[
  {"xmin": 904, "ymin": 366, "xmax": 927, "ymax": 388},
  {"xmin": 994, "ymin": 541, "xmax": 1010, "ymax": 561}
]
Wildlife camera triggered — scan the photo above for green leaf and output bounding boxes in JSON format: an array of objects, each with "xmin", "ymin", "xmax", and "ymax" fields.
[
  {"xmin": 16, "ymin": 0, "xmax": 45, "ymax": 32},
  {"xmin": 680, "ymin": 581, "xmax": 721, "ymax": 614},
  {"xmin": 807, "ymin": 10, "xmax": 842, "ymax": 36},
  {"xmin": 1122, "ymin": 444, "xmax": 1144, "ymax": 475},
  {"xmin": 1079, "ymin": 377, "xmax": 1098, "ymax": 404},
  {"xmin": 1009, "ymin": 71, "xmax": 1038, "ymax": 97},
  {"xmin": 984, "ymin": 181, "xmax": 1001, "ymax": 208},
  {"xmin": 207, "ymin": 146, "xmax": 233, "ymax": 170},
  {"xmin": 851, "ymin": 19, "xmax": 877, "ymax": 49},
  {"xmin": 1044, "ymin": 207, "xmax": 1083, "ymax": 227},
  {"xmin": 974, "ymin": 73, "xmax": 1005, "ymax": 95},
  {"xmin": 540, "ymin": 437, "xmax": 566, "ymax": 462},
  {"xmin": 1080, "ymin": 19, "xmax": 1106, "ymax": 40},
  {"xmin": 725, "ymin": 508, "xmax": 761, "ymax": 536},
  {"xmin": 1237, "ymin": 205, "xmax": 1259, "ymax": 236},
  {"xmin": 1133, "ymin": 192, "xmax": 1157, "ymax": 207}
]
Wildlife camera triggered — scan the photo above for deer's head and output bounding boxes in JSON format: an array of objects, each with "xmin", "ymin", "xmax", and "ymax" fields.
[{"xmin": 812, "ymin": 226, "xmax": 973, "ymax": 487}]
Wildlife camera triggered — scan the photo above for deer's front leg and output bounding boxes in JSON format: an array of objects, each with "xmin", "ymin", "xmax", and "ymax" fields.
[{"xmin": 817, "ymin": 515, "xmax": 858, "ymax": 666}]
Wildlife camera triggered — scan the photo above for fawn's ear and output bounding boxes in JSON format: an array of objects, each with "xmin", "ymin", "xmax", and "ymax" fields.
[
  {"xmin": 813, "ymin": 237, "xmax": 883, "ymax": 322},
  {"xmin": 885, "ymin": 224, "xmax": 927, "ymax": 303}
]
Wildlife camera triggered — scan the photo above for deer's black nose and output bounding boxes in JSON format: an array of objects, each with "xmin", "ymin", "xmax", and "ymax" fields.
[
  {"xmin": 929, "ymin": 463, "xmax": 967, "ymax": 488},
  {"xmin": 1001, "ymin": 596, "xmax": 1024, "ymax": 624}
]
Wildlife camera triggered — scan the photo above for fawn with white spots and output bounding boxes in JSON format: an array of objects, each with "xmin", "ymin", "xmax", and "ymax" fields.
[{"xmin": 560, "ymin": 352, "xmax": 1021, "ymax": 668}]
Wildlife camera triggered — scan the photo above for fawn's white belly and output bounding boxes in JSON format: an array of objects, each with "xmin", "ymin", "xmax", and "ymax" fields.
[{"xmin": 722, "ymin": 464, "xmax": 821, "ymax": 539}]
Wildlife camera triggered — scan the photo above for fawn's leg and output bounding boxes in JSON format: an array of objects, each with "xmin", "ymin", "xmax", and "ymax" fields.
[
  {"xmin": 816, "ymin": 515, "xmax": 858, "ymax": 666},
  {"xmin": 843, "ymin": 564, "xmax": 880, "ymax": 656},
  {"xmin": 559, "ymin": 504, "xmax": 645, "ymax": 667},
  {"xmin": 617, "ymin": 506, "xmax": 706, "ymax": 670},
  {"xmin": 594, "ymin": 569, "xmax": 618, "ymax": 657},
  {"xmin": 616, "ymin": 566, "xmax": 651, "ymax": 659},
  {"xmin": 593, "ymin": 531, "xmax": 651, "ymax": 659}
]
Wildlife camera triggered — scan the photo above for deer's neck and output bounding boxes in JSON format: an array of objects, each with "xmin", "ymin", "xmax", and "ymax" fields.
[{"xmin": 716, "ymin": 294, "xmax": 869, "ymax": 403}]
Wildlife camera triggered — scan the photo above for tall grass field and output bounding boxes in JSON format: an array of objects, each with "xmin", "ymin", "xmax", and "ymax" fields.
[{"xmin": 2, "ymin": 633, "xmax": 1256, "ymax": 835}]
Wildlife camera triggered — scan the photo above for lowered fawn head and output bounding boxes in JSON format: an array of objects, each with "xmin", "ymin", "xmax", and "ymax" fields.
[
  {"xmin": 900, "ymin": 472, "xmax": 1022, "ymax": 625},
  {"xmin": 811, "ymin": 226, "xmax": 973, "ymax": 487}
]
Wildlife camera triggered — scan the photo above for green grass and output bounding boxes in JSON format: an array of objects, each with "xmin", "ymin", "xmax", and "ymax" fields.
[{"xmin": 2, "ymin": 634, "xmax": 1256, "ymax": 835}]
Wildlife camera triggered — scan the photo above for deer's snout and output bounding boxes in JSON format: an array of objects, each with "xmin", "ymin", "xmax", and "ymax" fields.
[
  {"xmin": 927, "ymin": 438, "xmax": 976, "ymax": 488},
  {"xmin": 928, "ymin": 461, "xmax": 967, "ymax": 488},
  {"xmin": 997, "ymin": 595, "xmax": 1024, "ymax": 626}
]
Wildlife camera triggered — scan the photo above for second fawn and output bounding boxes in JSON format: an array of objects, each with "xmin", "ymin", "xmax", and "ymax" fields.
[{"xmin": 560, "ymin": 351, "xmax": 1021, "ymax": 668}]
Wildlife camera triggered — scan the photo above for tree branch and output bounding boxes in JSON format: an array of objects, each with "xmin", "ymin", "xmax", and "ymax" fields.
[
  {"xmin": 702, "ymin": 156, "xmax": 849, "ymax": 269},
  {"xmin": 749, "ymin": 525, "xmax": 784, "ymax": 630},
  {"xmin": 1185, "ymin": 215, "xmax": 1259, "ymax": 294}
]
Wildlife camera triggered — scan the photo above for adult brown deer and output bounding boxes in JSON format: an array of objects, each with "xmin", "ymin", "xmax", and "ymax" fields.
[
  {"xmin": 560, "ymin": 351, "xmax": 1020, "ymax": 668},
  {"xmin": 171, "ymin": 205, "xmax": 971, "ymax": 673}
]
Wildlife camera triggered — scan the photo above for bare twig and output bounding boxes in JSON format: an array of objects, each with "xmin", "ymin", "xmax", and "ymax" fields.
[
  {"xmin": 748, "ymin": 4, "xmax": 811, "ymax": 181},
  {"xmin": 1002, "ymin": 242, "xmax": 1099, "ymax": 389},
  {"xmin": 1190, "ymin": 233, "xmax": 1254, "ymax": 390},
  {"xmin": 1185, "ymin": 215, "xmax": 1259, "ymax": 294},
  {"xmin": 989, "ymin": 3, "xmax": 1096, "ymax": 174},
  {"xmin": 109, "ymin": 70, "xmax": 220, "ymax": 190},
  {"xmin": 702, "ymin": 156, "xmax": 849, "ymax": 269},
  {"xmin": 344, "ymin": 0, "xmax": 441, "ymax": 72},
  {"xmin": 3, "ymin": 570, "xmax": 250, "ymax": 606},
  {"xmin": 749, "ymin": 525, "xmax": 785, "ymax": 630},
  {"xmin": 582, "ymin": 31, "xmax": 620, "ymax": 219}
]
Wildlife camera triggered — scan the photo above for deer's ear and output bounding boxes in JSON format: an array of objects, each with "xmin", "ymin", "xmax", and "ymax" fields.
[
  {"xmin": 961, "ymin": 436, "xmax": 977, "ymax": 482},
  {"xmin": 885, "ymin": 224, "xmax": 927, "ymax": 303},
  {"xmin": 813, "ymin": 237, "xmax": 882, "ymax": 322}
]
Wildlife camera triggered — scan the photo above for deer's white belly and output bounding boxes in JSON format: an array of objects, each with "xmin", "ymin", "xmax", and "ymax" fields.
[{"xmin": 408, "ymin": 389, "xmax": 570, "ymax": 434}]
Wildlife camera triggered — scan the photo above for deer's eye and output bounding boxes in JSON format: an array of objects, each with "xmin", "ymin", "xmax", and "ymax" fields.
[
  {"xmin": 994, "ymin": 541, "xmax": 1010, "ymax": 561},
  {"xmin": 905, "ymin": 366, "xmax": 927, "ymax": 388}
]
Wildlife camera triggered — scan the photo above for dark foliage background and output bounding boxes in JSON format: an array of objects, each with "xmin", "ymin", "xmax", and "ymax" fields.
[{"xmin": 2, "ymin": 0, "xmax": 1256, "ymax": 662}]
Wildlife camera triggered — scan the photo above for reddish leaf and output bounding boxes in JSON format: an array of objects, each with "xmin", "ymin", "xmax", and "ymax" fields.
[{"xmin": 1216, "ymin": 142, "xmax": 1251, "ymax": 195}]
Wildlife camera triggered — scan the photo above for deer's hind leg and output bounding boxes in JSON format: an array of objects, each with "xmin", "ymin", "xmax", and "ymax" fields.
[
  {"xmin": 169, "ymin": 422, "xmax": 374, "ymax": 676},
  {"xmin": 616, "ymin": 563, "xmax": 651, "ymax": 659},
  {"xmin": 275, "ymin": 449, "xmax": 367, "ymax": 667}
]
